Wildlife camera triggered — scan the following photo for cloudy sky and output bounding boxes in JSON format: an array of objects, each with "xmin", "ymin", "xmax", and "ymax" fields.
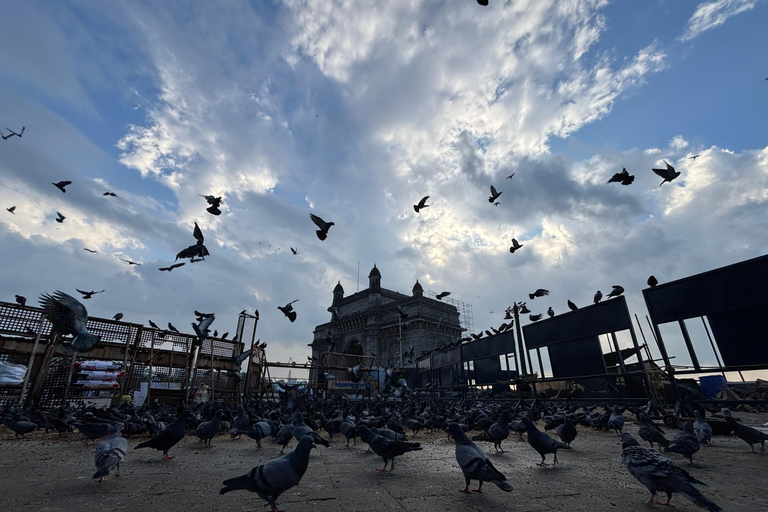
[{"xmin": 1, "ymin": 0, "xmax": 767, "ymax": 380}]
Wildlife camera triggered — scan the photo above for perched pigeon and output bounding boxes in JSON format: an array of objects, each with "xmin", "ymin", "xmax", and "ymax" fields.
[
  {"xmin": 529, "ymin": 289, "xmax": 549, "ymax": 300},
  {"xmin": 488, "ymin": 185, "xmax": 502, "ymax": 203},
  {"xmin": 309, "ymin": 213, "xmax": 334, "ymax": 241},
  {"xmin": 52, "ymin": 180, "xmax": 72, "ymax": 193},
  {"xmin": 112, "ymin": 313, "xmax": 123, "ymax": 321},
  {"xmin": 621, "ymin": 434, "xmax": 721, "ymax": 511},
  {"xmin": 93, "ymin": 423, "xmax": 128, "ymax": 482},
  {"xmin": 607, "ymin": 285, "xmax": 624, "ymax": 298},
  {"xmin": 594, "ymin": 290, "xmax": 602, "ymax": 304},
  {"xmin": 521, "ymin": 416, "xmax": 569, "ymax": 466},
  {"xmin": 647, "ymin": 275, "xmax": 658, "ymax": 287},
  {"xmin": 567, "ymin": 300, "xmax": 578, "ymax": 311},
  {"xmin": 446, "ymin": 423, "xmax": 512, "ymax": 493},
  {"xmin": 652, "ymin": 160, "xmax": 680, "ymax": 186},
  {"xmin": 136, "ymin": 410, "xmax": 192, "ymax": 459},
  {"xmin": 220, "ymin": 435, "xmax": 316, "ymax": 512},
  {"xmin": 39, "ymin": 291, "xmax": 101, "ymax": 352},
  {"xmin": 14, "ymin": 294, "xmax": 26, "ymax": 307},
  {"xmin": 413, "ymin": 196, "xmax": 429, "ymax": 213},
  {"xmin": 547, "ymin": 306, "xmax": 554, "ymax": 318},
  {"xmin": 176, "ymin": 222, "xmax": 209, "ymax": 261},
  {"xmin": 167, "ymin": 322, "xmax": 179, "ymax": 333},
  {"xmin": 148, "ymin": 320, "xmax": 160, "ymax": 330},
  {"xmin": 509, "ymin": 238, "xmax": 523, "ymax": 253},
  {"xmin": 725, "ymin": 416, "xmax": 768, "ymax": 452},
  {"xmin": 529, "ymin": 314, "xmax": 542, "ymax": 322}
]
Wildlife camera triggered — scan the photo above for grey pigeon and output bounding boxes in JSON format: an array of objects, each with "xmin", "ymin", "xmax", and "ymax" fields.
[
  {"xmin": 725, "ymin": 416, "xmax": 768, "ymax": 452},
  {"xmin": 594, "ymin": 290, "xmax": 602, "ymax": 304},
  {"xmin": 446, "ymin": 423, "xmax": 512, "ymax": 493},
  {"xmin": 220, "ymin": 435, "xmax": 316, "ymax": 512},
  {"xmin": 273, "ymin": 423, "xmax": 296, "ymax": 454},
  {"xmin": 606, "ymin": 406, "xmax": 625, "ymax": 434},
  {"xmin": 14, "ymin": 294, "xmax": 26, "ymax": 306},
  {"xmin": 39, "ymin": 291, "xmax": 101, "ymax": 352},
  {"xmin": 607, "ymin": 285, "xmax": 624, "ymax": 298},
  {"xmin": 292, "ymin": 413, "xmax": 330, "ymax": 448},
  {"xmin": 567, "ymin": 299, "xmax": 578, "ymax": 311},
  {"xmin": 93, "ymin": 423, "xmax": 128, "ymax": 482},
  {"xmin": 521, "ymin": 416, "xmax": 569, "ymax": 466},
  {"xmin": 192, "ymin": 313, "xmax": 215, "ymax": 345},
  {"xmin": 176, "ymin": 222, "xmax": 209, "ymax": 260},
  {"xmin": 112, "ymin": 312, "xmax": 123, "ymax": 321},
  {"xmin": 471, "ymin": 411, "xmax": 510, "ymax": 453},
  {"xmin": 693, "ymin": 411, "xmax": 713, "ymax": 446},
  {"xmin": 358, "ymin": 425, "xmax": 422, "ymax": 472},
  {"xmin": 556, "ymin": 417, "xmax": 577, "ymax": 446},
  {"xmin": 664, "ymin": 422, "xmax": 700, "ymax": 464},
  {"xmin": 488, "ymin": 185, "xmax": 502, "ymax": 203},
  {"xmin": 621, "ymin": 434, "xmax": 721, "ymax": 511},
  {"xmin": 647, "ymin": 275, "xmax": 658, "ymax": 287},
  {"xmin": 136, "ymin": 410, "xmax": 192, "ymax": 459},
  {"xmin": 196, "ymin": 409, "xmax": 224, "ymax": 447},
  {"xmin": 5, "ymin": 418, "xmax": 37, "ymax": 438}
]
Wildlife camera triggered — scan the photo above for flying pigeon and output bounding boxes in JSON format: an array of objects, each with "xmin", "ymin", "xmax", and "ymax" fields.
[
  {"xmin": 436, "ymin": 291, "xmax": 451, "ymax": 300},
  {"xmin": 76, "ymin": 289, "xmax": 104, "ymax": 299},
  {"xmin": 231, "ymin": 348, "xmax": 253, "ymax": 366},
  {"xmin": 652, "ymin": 160, "xmax": 680, "ymax": 186},
  {"xmin": 176, "ymin": 222, "xmax": 209, "ymax": 261},
  {"xmin": 529, "ymin": 289, "xmax": 549, "ymax": 299},
  {"xmin": 567, "ymin": 300, "xmax": 578, "ymax": 311},
  {"xmin": 278, "ymin": 300, "xmax": 299, "ymax": 322},
  {"xmin": 84, "ymin": 248, "xmax": 97, "ymax": 253},
  {"xmin": 52, "ymin": 181, "xmax": 71, "ymax": 193},
  {"xmin": 220, "ymin": 435, "xmax": 317, "ymax": 511},
  {"xmin": 5, "ymin": 126, "xmax": 25, "ymax": 138},
  {"xmin": 103, "ymin": 191, "xmax": 117, "ymax": 197},
  {"xmin": 689, "ymin": 154, "xmax": 700, "ymax": 160},
  {"xmin": 506, "ymin": 172, "xmax": 515, "ymax": 179},
  {"xmin": 413, "ymin": 196, "xmax": 430, "ymax": 213},
  {"xmin": 509, "ymin": 238, "xmax": 523, "ymax": 253},
  {"xmin": 621, "ymin": 434, "xmax": 721, "ymax": 511},
  {"xmin": 55, "ymin": 212, "xmax": 66, "ymax": 223},
  {"xmin": 6, "ymin": 206, "xmax": 15, "ymax": 214},
  {"xmin": 200, "ymin": 194, "xmax": 222, "ymax": 215},
  {"xmin": 594, "ymin": 290, "xmax": 602, "ymax": 304},
  {"xmin": 119, "ymin": 258, "xmax": 141, "ymax": 266},
  {"xmin": 607, "ymin": 285, "xmax": 624, "ymax": 298},
  {"xmin": 159, "ymin": 263, "xmax": 185, "ymax": 271},
  {"xmin": 488, "ymin": 185, "xmax": 502, "ymax": 203},
  {"xmin": 93, "ymin": 423, "xmax": 128, "ymax": 482},
  {"xmin": 477, "ymin": 0, "xmax": 488, "ymax": 5},
  {"xmin": 309, "ymin": 213, "xmax": 334, "ymax": 240},
  {"xmin": 607, "ymin": 168, "xmax": 635, "ymax": 185},
  {"xmin": 290, "ymin": 247, "xmax": 298, "ymax": 255},
  {"xmin": 647, "ymin": 275, "xmax": 658, "ymax": 287},
  {"xmin": 192, "ymin": 314, "xmax": 215, "ymax": 344},
  {"xmin": 446, "ymin": 423, "xmax": 512, "ymax": 494},
  {"xmin": 39, "ymin": 291, "xmax": 102, "ymax": 352}
]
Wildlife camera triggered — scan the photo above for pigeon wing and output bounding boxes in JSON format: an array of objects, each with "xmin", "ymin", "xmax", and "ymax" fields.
[
  {"xmin": 193, "ymin": 222, "xmax": 204, "ymax": 244},
  {"xmin": 309, "ymin": 213, "xmax": 326, "ymax": 230}
]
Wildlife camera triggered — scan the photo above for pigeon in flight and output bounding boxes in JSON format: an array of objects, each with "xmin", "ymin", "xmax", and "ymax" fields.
[
  {"xmin": 413, "ymin": 196, "xmax": 430, "ymax": 213},
  {"xmin": 506, "ymin": 172, "xmax": 515, "ymax": 179},
  {"xmin": 607, "ymin": 168, "xmax": 635, "ymax": 185},
  {"xmin": 6, "ymin": 206, "xmax": 15, "ymax": 214},
  {"xmin": 436, "ymin": 291, "xmax": 451, "ymax": 300},
  {"xmin": 5, "ymin": 126, "xmax": 25, "ymax": 138},
  {"xmin": 1, "ymin": 129, "xmax": 15, "ymax": 140},
  {"xmin": 15, "ymin": 295, "xmax": 26, "ymax": 306},
  {"xmin": 176, "ymin": 222, "xmax": 209, "ymax": 261},
  {"xmin": 119, "ymin": 258, "xmax": 141, "ymax": 266},
  {"xmin": 103, "ymin": 192, "xmax": 117, "ymax": 197},
  {"xmin": 55, "ymin": 212, "xmax": 66, "ymax": 223},
  {"xmin": 607, "ymin": 285, "xmax": 624, "ymax": 298},
  {"xmin": 112, "ymin": 313, "xmax": 123, "ymax": 321},
  {"xmin": 200, "ymin": 194, "xmax": 222, "ymax": 216},
  {"xmin": 192, "ymin": 313, "xmax": 215, "ymax": 345},
  {"xmin": 647, "ymin": 275, "xmax": 658, "ymax": 287},
  {"xmin": 159, "ymin": 262, "xmax": 185, "ymax": 271},
  {"xmin": 652, "ymin": 160, "xmax": 680, "ymax": 186},
  {"xmin": 567, "ymin": 300, "xmax": 578, "ymax": 311},
  {"xmin": 488, "ymin": 185, "xmax": 502, "ymax": 203},
  {"xmin": 39, "ymin": 291, "xmax": 101, "ymax": 352},
  {"xmin": 477, "ymin": 0, "xmax": 489, "ymax": 6},
  {"xmin": 290, "ymin": 247, "xmax": 298, "ymax": 255},
  {"xmin": 509, "ymin": 238, "xmax": 523, "ymax": 253},
  {"xmin": 529, "ymin": 289, "xmax": 549, "ymax": 299},
  {"xmin": 278, "ymin": 300, "xmax": 299, "ymax": 322},
  {"xmin": 76, "ymin": 289, "xmax": 104, "ymax": 299},
  {"xmin": 168, "ymin": 322, "xmax": 179, "ymax": 333},
  {"xmin": 52, "ymin": 181, "xmax": 71, "ymax": 193},
  {"xmin": 84, "ymin": 248, "xmax": 97, "ymax": 253},
  {"xmin": 309, "ymin": 213, "xmax": 334, "ymax": 240},
  {"xmin": 689, "ymin": 155, "xmax": 700, "ymax": 160},
  {"xmin": 594, "ymin": 290, "xmax": 602, "ymax": 304}
]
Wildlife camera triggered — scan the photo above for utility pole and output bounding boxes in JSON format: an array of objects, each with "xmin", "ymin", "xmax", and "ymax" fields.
[{"xmin": 513, "ymin": 303, "xmax": 528, "ymax": 375}]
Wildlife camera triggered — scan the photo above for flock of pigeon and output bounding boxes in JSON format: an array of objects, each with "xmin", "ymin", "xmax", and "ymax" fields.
[{"xmin": 4, "ymin": 392, "xmax": 768, "ymax": 511}]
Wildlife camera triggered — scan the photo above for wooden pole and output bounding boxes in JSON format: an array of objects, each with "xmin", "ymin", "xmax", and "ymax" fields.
[
  {"xmin": 168, "ymin": 339, "xmax": 176, "ymax": 386},
  {"xmin": 29, "ymin": 332, "xmax": 60, "ymax": 405},
  {"xmin": 18, "ymin": 313, "xmax": 47, "ymax": 405},
  {"xmin": 147, "ymin": 332, "xmax": 155, "ymax": 405},
  {"xmin": 123, "ymin": 326, "xmax": 145, "ymax": 396},
  {"xmin": 61, "ymin": 352, "xmax": 78, "ymax": 405}
]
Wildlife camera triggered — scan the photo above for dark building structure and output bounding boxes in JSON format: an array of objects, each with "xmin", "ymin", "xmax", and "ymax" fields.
[{"xmin": 311, "ymin": 265, "xmax": 463, "ymax": 368}]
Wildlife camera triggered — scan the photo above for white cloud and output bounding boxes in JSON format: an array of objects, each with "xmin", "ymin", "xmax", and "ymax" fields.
[{"xmin": 680, "ymin": 0, "xmax": 760, "ymax": 41}]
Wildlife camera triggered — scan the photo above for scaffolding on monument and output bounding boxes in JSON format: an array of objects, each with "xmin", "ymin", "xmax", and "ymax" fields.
[{"xmin": 424, "ymin": 291, "xmax": 473, "ymax": 335}]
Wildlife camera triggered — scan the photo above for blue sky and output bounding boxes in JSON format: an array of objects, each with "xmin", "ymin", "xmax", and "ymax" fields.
[{"xmin": 1, "ymin": 0, "xmax": 767, "ymax": 379}]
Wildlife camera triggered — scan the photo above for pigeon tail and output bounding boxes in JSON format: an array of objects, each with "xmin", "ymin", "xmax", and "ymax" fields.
[
  {"xmin": 92, "ymin": 467, "xmax": 111, "ymax": 479},
  {"xmin": 492, "ymin": 480, "xmax": 513, "ymax": 492},
  {"xmin": 220, "ymin": 474, "xmax": 258, "ymax": 494},
  {"xmin": 679, "ymin": 487, "xmax": 722, "ymax": 512}
]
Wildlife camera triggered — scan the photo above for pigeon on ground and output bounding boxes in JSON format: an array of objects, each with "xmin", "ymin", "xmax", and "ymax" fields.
[
  {"xmin": 509, "ymin": 238, "xmax": 523, "ymax": 253},
  {"xmin": 488, "ymin": 185, "xmax": 502, "ymax": 203},
  {"xmin": 608, "ymin": 168, "xmax": 635, "ymax": 185},
  {"xmin": 278, "ymin": 300, "xmax": 298, "ymax": 322},
  {"xmin": 446, "ymin": 423, "xmax": 512, "ymax": 494},
  {"xmin": 76, "ymin": 289, "xmax": 104, "ymax": 299},
  {"xmin": 521, "ymin": 416, "xmax": 569, "ymax": 466},
  {"xmin": 159, "ymin": 262, "xmax": 185, "ymax": 271},
  {"xmin": 52, "ymin": 181, "xmax": 72, "ymax": 193},
  {"xmin": 693, "ymin": 411, "xmax": 713, "ymax": 446},
  {"xmin": 664, "ymin": 422, "xmax": 700, "ymax": 464},
  {"xmin": 652, "ymin": 160, "xmax": 681, "ymax": 186},
  {"xmin": 292, "ymin": 413, "xmax": 330, "ymax": 448},
  {"xmin": 14, "ymin": 295, "xmax": 26, "ymax": 307},
  {"xmin": 112, "ymin": 313, "xmax": 123, "ymax": 321},
  {"xmin": 176, "ymin": 222, "xmax": 209, "ymax": 261},
  {"xmin": 200, "ymin": 194, "xmax": 222, "ymax": 215},
  {"xmin": 529, "ymin": 289, "xmax": 549, "ymax": 300},
  {"xmin": 472, "ymin": 411, "xmax": 511, "ymax": 453},
  {"xmin": 725, "ymin": 416, "xmax": 768, "ymax": 452},
  {"xmin": 273, "ymin": 423, "xmax": 296, "ymax": 455},
  {"xmin": 136, "ymin": 410, "xmax": 192, "ymax": 459},
  {"xmin": 55, "ymin": 212, "xmax": 66, "ymax": 223},
  {"xmin": 606, "ymin": 406, "xmax": 625, "ymax": 434},
  {"xmin": 436, "ymin": 291, "xmax": 451, "ymax": 300},
  {"xmin": 647, "ymin": 275, "xmax": 658, "ymax": 287},
  {"xmin": 6, "ymin": 206, "xmax": 16, "ymax": 214},
  {"xmin": 220, "ymin": 435, "xmax": 316, "ymax": 512},
  {"xmin": 93, "ymin": 423, "xmax": 128, "ymax": 482},
  {"xmin": 39, "ymin": 291, "xmax": 101, "ymax": 352},
  {"xmin": 413, "ymin": 196, "xmax": 430, "ymax": 213},
  {"xmin": 309, "ymin": 213, "xmax": 334, "ymax": 241},
  {"xmin": 196, "ymin": 409, "xmax": 224, "ymax": 447},
  {"xmin": 638, "ymin": 418, "xmax": 670, "ymax": 450},
  {"xmin": 5, "ymin": 418, "xmax": 37, "ymax": 438},
  {"xmin": 607, "ymin": 285, "xmax": 624, "ymax": 298},
  {"xmin": 621, "ymin": 434, "xmax": 721, "ymax": 511},
  {"xmin": 594, "ymin": 290, "xmax": 602, "ymax": 304},
  {"xmin": 567, "ymin": 300, "xmax": 578, "ymax": 311},
  {"xmin": 556, "ymin": 417, "xmax": 578, "ymax": 446},
  {"xmin": 358, "ymin": 425, "xmax": 422, "ymax": 472}
]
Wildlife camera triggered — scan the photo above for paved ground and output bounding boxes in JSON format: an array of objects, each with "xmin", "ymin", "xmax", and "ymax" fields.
[{"xmin": 1, "ymin": 415, "xmax": 766, "ymax": 512}]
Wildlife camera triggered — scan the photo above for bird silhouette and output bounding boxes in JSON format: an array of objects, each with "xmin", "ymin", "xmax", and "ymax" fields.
[
  {"xmin": 83, "ymin": 248, "xmax": 97, "ymax": 253},
  {"xmin": 529, "ymin": 289, "xmax": 549, "ymax": 299},
  {"xmin": 76, "ymin": 289, "xmax": 104, "ymax": 300},
  {"xmin": 436, "ymin": 291, "xmax": 451, "ymax": 300},
  {"xmin": 176, "ymin": 222, "xmax": 209, "ymax": 261},
  {"xmin": 309, "ymin": 213, "xmax": 334, "ymax": 240},
  {"xmin": 112, "ymin": 313, "xmax": 123, "ymax": 321},
  {"xmin": 159, "ymin": 262, "xmax": 185, "ymax": 271},
  {"xmin": 509, "ymin": 238, "xmax": 523, "ymax": 253},
  {"xmin": 477, "ymin": 0, "xmax": 489, "ymax": 6},
  {"xmin": 413, "ymin": 196, "xmax": 430, "ymax": 213},
  {"xmin": 506, "ymin": 172, "xmax": 515, "ymax": 179},
  {"xmin": 647, "ymin": 275, "xmax": 658, "ymax": 287},
  {"xmin": 278, "ymin": 300, "xmax": 299, "ymax": 322},
  {"xmin": 5, "ymin": 126, "xmax": 25, "ymax": 138},
  {"xmin": 168, "ymin": 322, "xmax": 179, "ymax": 333},
  {"xmin": 567, "ymin": 300, "xmax": 578, "ymax": 311},
  {"xmin": 547, "ymin": 307, "xmax": 554, "ymax": 318},
  {"xmin": 52, "ymin": 181, "xmax": 71, "ymax": 193},
  {"xmin": 607, "ymin": 285, "xmax": 624, "ymax": 298},
  {"xmin": 594, "ymin": 290, "xmax": 602, "ymax": 304},
  {"xmin": 15, "ymin": 295, "xmax": 26, "ymax": 307},
  {"xmin": 148, "ymin": 320, "xmax": 160, "ymax": 329},
  {"xmin": 103, "ymin": 192, "xmax": 117, "ymax": 197},
  {"xmin": 689, "ymin": 155, "xmax": 700, "ymax": 160},
  {"xmin": 119, "ymin": 258, "xmax": 141, "ymax": 266},
  {"xmin": 290, "ymin": 247, "xmax": 298, "ymax": 255},
  {"xmin": 607, "ymin": 168, "xmax": 635, "ymax": 185},
  {"xmin": 6, "ymin": 206, "xmax": 15, "ymax": 214},
  {"xmin": 200, "ymin": 194, "xmax": 222, "ymax": 215},
  {"xmin": 652, "ymin": 160, "xmax": 680, "ymax": 186},
  {"xmin": 529, "ymin": 314, "xmax": 542, "ymax": 322},
  {"xmin": 488, "ymin": 185, "xmax": 502, "ymax": 203},
  {"xmin": 55, "ymin": 212, "xmax": 66, "ymax": 223}
]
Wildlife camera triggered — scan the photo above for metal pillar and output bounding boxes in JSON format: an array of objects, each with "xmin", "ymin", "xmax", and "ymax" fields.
[
  {"xmin": 678, "ymin": 320, "xmax": 701, "ymax": 371},
  {"xmin": 18, "ymin": 313, "xmax": 47, "ymax": 405},
  {"xmin": 513, "ymin": 304, "xmax": 527, "ymax": 375}
]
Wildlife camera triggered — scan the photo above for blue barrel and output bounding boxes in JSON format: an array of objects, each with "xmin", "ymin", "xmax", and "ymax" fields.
[{"xmin": 699, "ymin": 375, "xmax": 727, "ymax": 398}]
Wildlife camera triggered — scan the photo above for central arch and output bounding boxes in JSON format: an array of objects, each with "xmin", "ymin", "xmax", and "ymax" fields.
[{"xmin": 344, "ymin": 339, "xmax": 364, "ymax": 356}]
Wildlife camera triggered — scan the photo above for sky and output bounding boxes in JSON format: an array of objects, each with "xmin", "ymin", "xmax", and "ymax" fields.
[{"xmin": 1, "ymin": 0, "xmax": 767, "ymax": 381}]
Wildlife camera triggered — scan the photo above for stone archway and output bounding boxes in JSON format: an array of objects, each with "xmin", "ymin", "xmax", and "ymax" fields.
[{"xmin": 344, "ymin": 339, "xmax": 364, "ymax": 356}]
